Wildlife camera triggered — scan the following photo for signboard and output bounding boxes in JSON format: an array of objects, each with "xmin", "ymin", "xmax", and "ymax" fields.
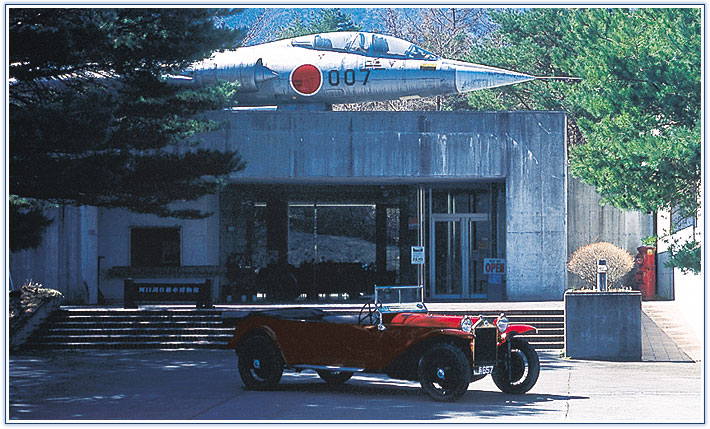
[
  {"xmin": 408, "ymin": 217, "xmax": 420, "ymax": 230},
  {"xmin": 488, "ymin": 274, "xmax": 503, "ymax": 284},
  {"xmin": 411, "ymin": 246, "xmax": 425, "ymax": 264},
  {"xmin": 483, "ymin": 258, "xmax": 506, "ymax": 275}
]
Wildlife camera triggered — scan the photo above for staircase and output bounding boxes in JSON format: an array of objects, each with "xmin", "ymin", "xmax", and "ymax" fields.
[
  {"xmin": 23, "ymin": 307, "xmax": 564, "ymax": 351},
  {"xmin": 439, "ymin": 309, "xmax": 565, "ymax": 350},
  {"xmin": 23, "ymin": 309, "xmax": 233, "ymax": 350}
]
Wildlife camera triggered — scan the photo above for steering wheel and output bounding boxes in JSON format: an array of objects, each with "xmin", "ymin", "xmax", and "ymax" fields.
[{"xmin": 358, "ymin": 299, "xmax": 377, "ymax": 325}]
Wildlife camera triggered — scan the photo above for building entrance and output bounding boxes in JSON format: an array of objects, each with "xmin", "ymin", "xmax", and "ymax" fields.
[
  {"xmin": 430, "ymin": 213, "xmax": 489, "ymax": 299},
  {"xmin": 426, "ymin": 185, "xmax": 503, "ymax": 300}
]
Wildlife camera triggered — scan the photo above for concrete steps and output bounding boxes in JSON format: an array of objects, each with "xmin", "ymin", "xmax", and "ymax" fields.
[
  {"xmin": 443, "ymin": 311, "xmax": 564, "ymax": 350},
  {"xmin": 24, "ymin": 309, "xmax": 231, "ymax": 350},
  {"xmin": 23, "ymin": 307, "xmax": 564, "ymax": 350}
]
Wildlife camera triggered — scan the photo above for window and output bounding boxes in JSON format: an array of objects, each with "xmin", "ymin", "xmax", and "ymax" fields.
[
  {"xmin": 130, "ymin": 227, "xmax": 180, "ymax": 267},
  {"xmin": 671, "ymin": 206, "xmax": 695, "ymax": 233}
]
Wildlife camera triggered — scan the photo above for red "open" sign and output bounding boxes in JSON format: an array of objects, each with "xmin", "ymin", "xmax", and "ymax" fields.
[{"xmin": 483, "ymin": 258, "xmax": 506, "ymax": 275}]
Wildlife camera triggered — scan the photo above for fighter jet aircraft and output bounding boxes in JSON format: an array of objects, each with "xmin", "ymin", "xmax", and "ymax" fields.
[{"xmin": 166, "ymin": 31, "xmax": 576, "ymax": 109}]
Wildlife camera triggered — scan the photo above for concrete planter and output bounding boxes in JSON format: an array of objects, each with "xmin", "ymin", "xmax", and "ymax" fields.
[
  {"xmin": 10, "ymin": 296, "xmax": 63, "ymax": 352},
  {"xmin": 564, "ymin": 290, "xmax": 642, "ymax": 361}
]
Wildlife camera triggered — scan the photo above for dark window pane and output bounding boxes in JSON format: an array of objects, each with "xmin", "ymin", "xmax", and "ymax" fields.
[{"xmin": 131, "ymin": 228, "xmax": 180, "ymax": 267}]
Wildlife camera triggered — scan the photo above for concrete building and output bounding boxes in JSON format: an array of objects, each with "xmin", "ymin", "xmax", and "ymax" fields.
[{"xmin": 9, "ymin": 110, "xmax": 654, "ymax": 304}]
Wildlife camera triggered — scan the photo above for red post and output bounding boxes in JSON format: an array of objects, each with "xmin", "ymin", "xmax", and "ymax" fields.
[{"xmin": 635, "ymin": 246, "xmax": 656, "ymax": 300}]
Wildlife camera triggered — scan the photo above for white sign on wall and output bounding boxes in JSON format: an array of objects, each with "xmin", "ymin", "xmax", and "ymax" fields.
[{"xmin": 411, "ymin": 246, "xmax": 425, "ymax": 265}]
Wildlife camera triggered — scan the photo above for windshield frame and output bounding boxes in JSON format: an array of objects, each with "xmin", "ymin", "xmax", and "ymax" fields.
[{"xmin": 374, "ymin": 285, "xmax": 428, "ymax": 313}]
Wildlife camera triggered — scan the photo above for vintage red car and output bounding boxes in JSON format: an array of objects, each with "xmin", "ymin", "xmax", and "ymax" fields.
[{"xmin": 226, "ymin": 286, "xmax": 539, "ymax": 402}]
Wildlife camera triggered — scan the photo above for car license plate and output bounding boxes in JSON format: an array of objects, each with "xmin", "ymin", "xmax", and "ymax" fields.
[{"xmin": 474, "ymin": 365, "xmax": 494, "ymax": 376}]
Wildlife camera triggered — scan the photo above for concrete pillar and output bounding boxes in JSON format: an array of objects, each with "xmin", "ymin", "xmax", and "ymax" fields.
[
  {"xmin": 375, "ymin": 204, "xmax": 387, "ymax": 284},
  {"xmin": 82, "ymin": 206, "xmax": 99, "ymax": 304},
  {"xmin": 266, "ymin": 199, "xmax": 288, "ymax": 266}
]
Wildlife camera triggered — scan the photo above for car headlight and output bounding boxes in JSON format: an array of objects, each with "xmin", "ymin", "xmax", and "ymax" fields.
[
  {"xmin": 496, "ymin": 314, "xmax": 509, "ymax": 334},
  {"xmin": 460, "ymin": 316, "xmax": 473, "ymax": 333}
]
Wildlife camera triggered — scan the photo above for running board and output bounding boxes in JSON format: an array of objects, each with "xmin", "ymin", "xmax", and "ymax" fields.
[{"xmin": 290, "ymin": 364, "xmax": 365, "ymax": 373}]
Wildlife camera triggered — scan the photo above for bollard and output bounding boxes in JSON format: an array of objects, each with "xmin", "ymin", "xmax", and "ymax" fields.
[{"xmin": 597, "ymin": 259, "xmax": 608, "ymax": 291}]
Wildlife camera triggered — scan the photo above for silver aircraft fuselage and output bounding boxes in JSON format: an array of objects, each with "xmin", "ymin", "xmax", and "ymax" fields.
[{"xmin": 167, "ymin": 32, "xmax": 536, "ymax": 108}]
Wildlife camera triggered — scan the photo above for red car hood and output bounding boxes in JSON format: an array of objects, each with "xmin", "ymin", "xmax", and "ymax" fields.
[{"xmin": 389, "ymin": 312, "xmax": 472, "ymax": 329}]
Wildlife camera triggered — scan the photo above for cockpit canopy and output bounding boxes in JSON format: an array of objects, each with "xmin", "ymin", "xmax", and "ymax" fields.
[{"xmin": 290, "ymin": 32, "xmax": 440, "ymax": 60}]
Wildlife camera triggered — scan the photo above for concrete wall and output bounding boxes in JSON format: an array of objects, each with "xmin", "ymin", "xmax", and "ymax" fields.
[
  {"xmin": 205, "ymin": 110, "xmax": 568, "ymax": 300},
  {"xmin": 566, "ymin": 177, "xmax": 654, "ymax": 289},
  {"xmin": 211, "ymin": 111, "xmax": 508, "ymax": 181},
  {"xmin": 9, "ymin": 206, "xmax": 98, "ymax": 304},
  {"xmin": 504, "ymin": 113, "xmax": 567, "ymax": 300},
  {"xmin": 97, "ymin": 195, "xmax": 220, "ymax": 303},
  {"xmin": 564, "ymin": 291, "xmax": 642, "ymax": 361},
  {"xmin": 656, "ymin": 251, "xmax": 674, "ymax": 299},
  {"xmin": 672, "ymin": 269, "xmax": 703, "ymax": 344}
]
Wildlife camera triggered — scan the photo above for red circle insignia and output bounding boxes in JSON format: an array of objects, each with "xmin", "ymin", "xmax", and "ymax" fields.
[{"xmin": 290, "ymin": 64, "xmax": 322, "ymax": 96}]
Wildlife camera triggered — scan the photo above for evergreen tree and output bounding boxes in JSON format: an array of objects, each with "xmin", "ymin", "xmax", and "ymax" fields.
[
  {"xmin": 278, "ymin": 8, "xmax": 360, "ymax": 39},
  {"xmin": 464, "ymin": 8, "xmax": 701, "ymax": 273},
  {"xmin": 9, "ymin": 8, "xmax": 247, "ymax": 251}
]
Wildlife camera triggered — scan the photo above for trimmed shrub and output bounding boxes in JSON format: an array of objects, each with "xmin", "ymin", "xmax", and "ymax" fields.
[{"xmin": 567, "ymin": 242, "xmax": 635, "ymax": 288}]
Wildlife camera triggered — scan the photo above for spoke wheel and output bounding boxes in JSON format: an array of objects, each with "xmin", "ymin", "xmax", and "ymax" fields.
[
  {"xmin": 316, "ymin": 370, "xmax": 354, "ymax": 385},
  {"xmin": 237, "ymin": 335, "xmax": 283, "ymax": 390},
  {"xmin": 418, "ymin": 344, "xmax": 471, "ymax": 402},
  {"xmin": 492, "ymin": 337, "xmax": 540, "ymax": 394}
]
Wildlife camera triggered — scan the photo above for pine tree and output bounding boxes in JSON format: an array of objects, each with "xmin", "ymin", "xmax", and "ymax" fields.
[
  {"xmin": 277, "ymin": 8, "xmax": 360, "ymax": 39},
  {"xmin": 464, "ymin": 8, "xmax": 702, "ymax": 272},
  {"xmin": 9, "ymin": 8, "xmax": 247, "ymax": 251}
]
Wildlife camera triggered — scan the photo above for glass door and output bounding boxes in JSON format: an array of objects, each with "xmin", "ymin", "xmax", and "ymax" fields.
[{"xmin": 430, "ymin": 213, "xmax": 488, "ymax": 299}]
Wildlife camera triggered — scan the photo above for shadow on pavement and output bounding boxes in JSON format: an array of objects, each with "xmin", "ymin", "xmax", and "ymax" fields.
[
  {"xmin": 253, "ymin": 370, "xmax": 589, "ymax": 421},
  {"xmin": 10, "ymin": 349, "xmax": 586, "ymax": 421}
]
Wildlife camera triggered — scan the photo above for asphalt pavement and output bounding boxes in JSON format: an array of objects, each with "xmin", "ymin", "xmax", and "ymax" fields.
[{"xmin": 7, "ymin": 348, "xmax": 703, "ymax": 423}]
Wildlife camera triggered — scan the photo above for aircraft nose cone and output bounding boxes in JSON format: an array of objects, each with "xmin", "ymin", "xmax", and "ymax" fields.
[{"xmin": 449, "ymin": 60, "xmax": 534, "ymax": 93}]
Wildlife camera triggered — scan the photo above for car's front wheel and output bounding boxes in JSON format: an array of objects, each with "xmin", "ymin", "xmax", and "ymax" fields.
[
  {"xmin": 237, "ymin": 335, "xmax": 284, "ymax": 390},
  {"xmin": 418, "ymin": 343, "xmax": 471, "ymax": 402},
  {"xmin": 316, "ymin": 370, "xmax": 354, "ymax": 385},
  {"xmin": 492, "ymin": 337, "xmax": 540, "ymax": 394}
]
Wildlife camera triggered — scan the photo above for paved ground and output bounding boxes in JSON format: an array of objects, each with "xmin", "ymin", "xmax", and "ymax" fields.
[
  {"xmin": 9, "ymin": 299, "xmax": 703, "ymax": 422},
  {"xmin": 642, "ymin": 301, "xmax": 703, "ymax": 362},
  {"xmin": 7, "ymin": 348, "xmax": 702, "ymax": 423}
]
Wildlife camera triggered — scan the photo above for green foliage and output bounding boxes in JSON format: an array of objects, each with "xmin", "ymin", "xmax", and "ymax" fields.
[
  {"xmin": 567, "ymin": 9, "xmax": 701, "ymax": 217},
  {"xmin": 464, "ymin": 8, "xmax": 701, "ymax": 272},
  {"xmin": 278, "ymin": 8, "xmax": 360, "ymax": 39},
  {"xmin": 641, "ymin": 235, "xmax": 658, "ymax": 246},
  {"xmin": 9, "ymin": 8, "xmax": 247, "ymax": 251},
  {"xmin": 463, "ymin": 9, "xmax": 579, "ymax": 113},
  {"xmin": 665, "ymin": 239, "xmax": 701, "ymax": 275},
  {"xmin": 9, "ymin": 197, "xmax": 54, "ymax": 252}
]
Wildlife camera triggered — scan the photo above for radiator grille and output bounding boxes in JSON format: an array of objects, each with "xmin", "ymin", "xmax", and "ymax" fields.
[{"xmin": 473, "ymin": 326, "xmax": 498, "ymax": 365}]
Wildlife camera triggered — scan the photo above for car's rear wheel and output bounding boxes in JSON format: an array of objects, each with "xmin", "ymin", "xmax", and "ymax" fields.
[
  {"xmin": 237, "ymin": 335, "xmax": 284, "ymax": 390},
  {"xmin": 418, "ymin": 343, "xmax": 471, "ymax": 402},
  {"xmin": 492, "ymin": 337, "xmax": 539, "ymax": 394},
  {"xmin": 316, "ymin": 370, "xmax": 354, "ymax": 385}
]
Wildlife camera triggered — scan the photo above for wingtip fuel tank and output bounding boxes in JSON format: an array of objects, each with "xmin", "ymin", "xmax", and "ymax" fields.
[{"xmin": 166, "ymin": 32, "xmax": 550, "ymax": 109}]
